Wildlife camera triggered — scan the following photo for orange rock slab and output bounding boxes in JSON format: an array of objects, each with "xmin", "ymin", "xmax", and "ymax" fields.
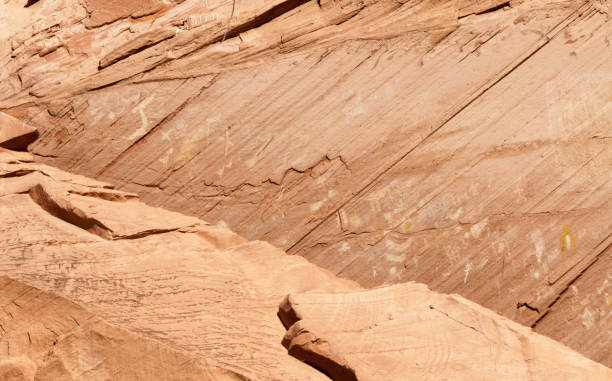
[{"xmin": 279, "ymin": 284, "xmax": 612, "ymax": 380}]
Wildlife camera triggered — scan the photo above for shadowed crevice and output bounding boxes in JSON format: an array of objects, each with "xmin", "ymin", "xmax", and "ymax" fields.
[{"xmin": 28, "ymin": 184, "xmax": 113, "ymax": 239}]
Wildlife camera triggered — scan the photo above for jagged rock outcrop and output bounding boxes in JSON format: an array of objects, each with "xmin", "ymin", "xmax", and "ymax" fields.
[
  {"xmin": 1, "ymin": 0, "xmax": 610, "ymax": 367},
  {"xmin": 0, "ymin": 146, "xmax": 610, "ymax": 380}
]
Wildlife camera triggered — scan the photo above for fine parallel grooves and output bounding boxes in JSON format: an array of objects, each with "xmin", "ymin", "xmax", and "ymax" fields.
[
  {"xmin": 531, "ymin": 239, "xmax": 612, "ymax": 329},
  {"xmin": 286, "ymin": 7, "xmax": 581, "ymax": 254},
  {"xmin": 95, "ymin": 78, "xmax": 217, "ymax": 177}
]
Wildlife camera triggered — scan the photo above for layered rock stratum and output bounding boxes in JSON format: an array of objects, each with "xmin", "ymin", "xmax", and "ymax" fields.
[
  {"xmin": 0, "ymin": 144, "xmax": 610, "ymax": 379},
  {"xmin": 1, "ymin": 0, "xmax": 611, "ymax": 374}
]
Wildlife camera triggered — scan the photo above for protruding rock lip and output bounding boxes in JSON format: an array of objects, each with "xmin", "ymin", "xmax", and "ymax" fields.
[
  {"xmin": 28, "ymin": 183, "xmax": 114, "ymax": 239},
  {"xmin": 278, "ymin": 294, "xmax": 303, "ymax": 328},
  {"xmin": 0, "ymin": 112, "xmax": 39, "ymax": 151},
  {"xmin": 279, "ymin": 294, "xmax": 358, "ymax": 381},
  {"xmin": 282, "ymin": 321, "xmax": 358, "ymax": 381}
]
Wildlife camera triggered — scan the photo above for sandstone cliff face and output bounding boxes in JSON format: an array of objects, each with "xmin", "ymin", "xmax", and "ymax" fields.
[
  {"xmin": 0, "ymin": 0, "xmax": 611, "ymax": 369},
  {"xmin": 0, "ymin": 145, "xmax": 610, "ymax": 380},
  {"xmin": 0, "ymin": 146, "xmax": 356, "ymax": 380}
]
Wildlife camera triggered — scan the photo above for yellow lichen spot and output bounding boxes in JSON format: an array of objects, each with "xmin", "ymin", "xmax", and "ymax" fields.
[
  {"xmin": 608, "ymin": 295, "xmax": 612, "ymax": 306},
  {"xmin": 560, "ymin": 225, "xmax": 576, "ymax": 255},
  {"xmin": 404, "ymin": 221, "xmax": 413, "ymax": 231}
]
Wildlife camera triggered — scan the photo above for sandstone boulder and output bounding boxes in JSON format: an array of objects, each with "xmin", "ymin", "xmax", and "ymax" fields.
[{"xmin": 279, "ymin": 284, "xmax": 612, "ymax": 380}]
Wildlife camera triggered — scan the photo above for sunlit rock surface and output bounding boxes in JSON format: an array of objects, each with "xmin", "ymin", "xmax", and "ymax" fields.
[
  {"xmin": 1, "ymin": 0, "xmax": 611, "ymax": 369},
  {"xmin": 0, "ymin": 146, "xmax": 610, "ymax": 379}
]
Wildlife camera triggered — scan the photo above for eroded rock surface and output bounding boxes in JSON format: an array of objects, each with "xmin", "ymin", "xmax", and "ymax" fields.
[
  {"xmin": 0, "ymin": 148, "xmax": 357, "ymax": 380},
  {"xmin": 0, "ymin": 148, "xmax": 610, "ymax": 379},
  {"xmin": 0, "ymin": 276, "xmax": 244, "ymax": 380},
  {"xmin": 1, "ymin": 0, "xmax": 611, "ymax": 367},
  {"xmin": 278, "ymin": 284, "xmax": 612, "ymax": 380}
]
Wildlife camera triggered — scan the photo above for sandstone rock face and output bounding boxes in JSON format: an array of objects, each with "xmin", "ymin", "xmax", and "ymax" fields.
[
  {"xmin": 0, "ymin": 276, "xmax": 244, "ymax": 380},
  {"xmin": 278, "ymin": 284, "xmax": 612, "ymax": 380},
  {"xmin": 0, "ymin": 147, "xmax": 610, "ymax": 379},
  {"xmin": 0, "ymin": 112, "xmax": 38, "ymax": 150},
  {"xmin": 0, "ymin": 148, "xmax": 357, "ymax": 380},
  {"xmin": 1, "ymin": 0, "xmax": 611, "ymax": 369}
]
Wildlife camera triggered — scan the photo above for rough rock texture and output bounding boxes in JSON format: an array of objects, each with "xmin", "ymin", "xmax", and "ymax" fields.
[
  {"xmin": 0, "ymin": 276, "xmax": 244, "ymax": 380},
  {"xmin": 1, "ymin": 0, "xmax": 611, "ymax": 367},
  {"xmin": 532, "ymin": 244, "xmax": 612, "ymax": 366},
  {"xmin": 278, "ymin": 284, "xmax": 612, "ymax": 380},
  {"xmin": 0, "ymin": 148, "xmax": 610, "ymax": 379},
  {"xmin": 0, "ymin": 148, "xmax": 357, "ymax": 380}
]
